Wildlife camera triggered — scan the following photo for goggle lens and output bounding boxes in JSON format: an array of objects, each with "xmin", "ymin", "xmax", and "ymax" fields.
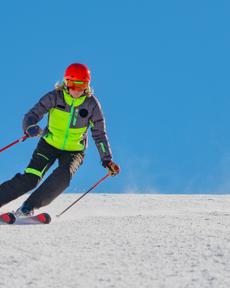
[{"xmin": 64, "ymin": 79, "xmax": 89, "ymax": 90}]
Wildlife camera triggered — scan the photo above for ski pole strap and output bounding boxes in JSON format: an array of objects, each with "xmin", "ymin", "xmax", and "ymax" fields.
[{"xmin": 56, "ymin": 173, "xmax": 111, "ymax": 217}]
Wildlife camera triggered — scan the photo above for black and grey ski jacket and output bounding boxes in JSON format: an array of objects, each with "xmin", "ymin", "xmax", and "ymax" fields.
[{"xmin": 23, "ymin": 89, "xmax": 112, "ymax": 162}]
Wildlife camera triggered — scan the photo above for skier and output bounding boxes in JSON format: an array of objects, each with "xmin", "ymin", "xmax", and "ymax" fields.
[{"xmin": 0, "ymin": 63, "xmax": 120, "ymax": 217}]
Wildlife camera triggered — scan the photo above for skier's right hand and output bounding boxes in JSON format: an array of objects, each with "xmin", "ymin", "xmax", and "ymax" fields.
[{"xmin": 25, "ymin": 125, "xmax": 43, "ymax": 138}]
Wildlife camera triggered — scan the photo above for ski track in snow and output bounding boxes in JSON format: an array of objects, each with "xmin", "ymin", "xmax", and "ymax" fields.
[{"xmin": 0, "ymin": 194, "xmax": 230, "ymax": 288}]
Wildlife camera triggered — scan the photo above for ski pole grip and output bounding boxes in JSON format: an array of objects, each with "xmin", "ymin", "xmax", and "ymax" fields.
[{"xmin": 21, "ymin": 135, "xmax": 29, "ymax": 142}]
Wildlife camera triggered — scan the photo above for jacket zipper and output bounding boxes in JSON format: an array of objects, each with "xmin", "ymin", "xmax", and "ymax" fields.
[{"xmin": 62, "ymin": 100, "xmax": 75, "ymax": 150}]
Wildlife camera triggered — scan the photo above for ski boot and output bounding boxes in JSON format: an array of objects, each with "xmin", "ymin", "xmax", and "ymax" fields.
[{"xmin": 14, "ymin": 202, "xmax": 34, "ymax": 218}]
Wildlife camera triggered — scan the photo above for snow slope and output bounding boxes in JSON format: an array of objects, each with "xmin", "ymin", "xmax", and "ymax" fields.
[{"xmin": 0, "ymin": 194, "xmax": 230, "ymax": 288}]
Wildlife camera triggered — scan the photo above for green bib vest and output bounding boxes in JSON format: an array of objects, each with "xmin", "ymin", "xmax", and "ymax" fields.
[{"xmin": 44, "ymin": 91, "xmax": 88, "ymax": 151}]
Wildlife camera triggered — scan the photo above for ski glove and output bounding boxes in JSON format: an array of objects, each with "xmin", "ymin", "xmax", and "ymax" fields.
[
  {"xmin": 102, "ymin": 160, "xmax": 120, "ymax": 176},
  {"xmin": 25, "ymin": 125, "xmax": 43, "ymax": 138}
]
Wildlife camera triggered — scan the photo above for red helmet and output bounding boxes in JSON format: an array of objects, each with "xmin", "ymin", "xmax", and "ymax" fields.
[{"xmin": 64, "ymin": 63, "xmax": 91, "ymax": 82}]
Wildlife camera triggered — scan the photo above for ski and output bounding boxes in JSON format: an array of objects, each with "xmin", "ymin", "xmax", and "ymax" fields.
[
  {"xmin": 15, "ymin": 213, "xmax": 51, "ymax": 225},
  {"xmin": 0, "ymin": 212, "xmax": 16, "ymax": 224},
  {"xmin": 0, "ymin": 212, "xmax": 51, "ymax": 225}
]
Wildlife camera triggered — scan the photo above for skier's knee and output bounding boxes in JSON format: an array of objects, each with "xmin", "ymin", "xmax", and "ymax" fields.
[
  {"xmin": 23, "ymin": 173, "xmax": 40, "ymax": 189},
  {"xmin": 54, "ymin": 167, "xmax": 72, "ymax": 185}
]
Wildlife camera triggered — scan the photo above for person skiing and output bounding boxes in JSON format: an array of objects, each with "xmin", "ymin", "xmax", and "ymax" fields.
[{"xmin": 0, "ymin": 63, "xmax": 120, "ymax": 217}]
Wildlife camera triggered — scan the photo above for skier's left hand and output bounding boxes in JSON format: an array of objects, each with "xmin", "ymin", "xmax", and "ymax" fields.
[{"xmin": 102, "ymin": 160, "xmax": 120, "ymax": 176}]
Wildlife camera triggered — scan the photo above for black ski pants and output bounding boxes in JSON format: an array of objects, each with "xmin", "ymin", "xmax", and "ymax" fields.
[{"xmin": 0, "ymin": 138, "xmax": 84, "ymax": 209}]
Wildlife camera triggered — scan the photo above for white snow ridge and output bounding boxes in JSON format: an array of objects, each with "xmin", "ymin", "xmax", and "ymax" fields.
[{"xmin": 0, "ymin": 194, "xmax": 230, "ymax": 288}]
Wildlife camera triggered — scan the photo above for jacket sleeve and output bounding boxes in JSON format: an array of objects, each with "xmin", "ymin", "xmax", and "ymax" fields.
[
  {"xmin": 23, "ymin": 92, "xmax": 56, "ymax": 131},
  {"xmin": 90, "ymin": 98, "xmax": 113, "ymax": 162}
]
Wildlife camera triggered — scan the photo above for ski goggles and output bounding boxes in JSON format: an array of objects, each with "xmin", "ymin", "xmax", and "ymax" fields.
[{"xmin": 64, "ymin": 79, "xmax": 89, "ymax": 90}]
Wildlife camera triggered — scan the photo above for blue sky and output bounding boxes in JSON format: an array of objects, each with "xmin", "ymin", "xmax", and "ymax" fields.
[{"xmin": 0, "ymin": 0, "xmax": 229, "ymax": 194}]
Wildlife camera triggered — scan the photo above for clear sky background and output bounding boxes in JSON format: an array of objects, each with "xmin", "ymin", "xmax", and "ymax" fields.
[{"xmin": 0, "ymin": 0, "xmax": 229, "ymax": 194}]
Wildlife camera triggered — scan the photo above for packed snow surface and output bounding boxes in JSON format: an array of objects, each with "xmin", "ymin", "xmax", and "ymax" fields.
[{"xmin": 0, "ymin": 194, "xmax": 230, "ymax": 288}]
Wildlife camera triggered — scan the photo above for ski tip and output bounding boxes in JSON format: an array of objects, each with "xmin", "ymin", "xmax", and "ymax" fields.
[{"xmin": 0, "ymin": 212, "xmax": 16, "ymax": 224}]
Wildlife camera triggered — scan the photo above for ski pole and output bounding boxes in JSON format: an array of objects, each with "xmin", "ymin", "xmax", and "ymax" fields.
[
  {"xmin": 0, "ymin": 134, "xmax": 28, "ymax": 153},
  {"xmin": 56, "ymin": 172, "xmax": 111, "ymax": 218}
]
